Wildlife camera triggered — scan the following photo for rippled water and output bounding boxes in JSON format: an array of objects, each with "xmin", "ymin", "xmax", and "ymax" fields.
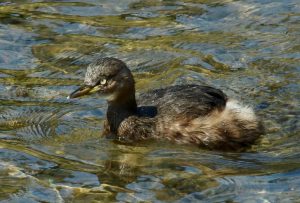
[{"xmin": 0, "ymin": 0, "xmax": 299, "ymax": 202}]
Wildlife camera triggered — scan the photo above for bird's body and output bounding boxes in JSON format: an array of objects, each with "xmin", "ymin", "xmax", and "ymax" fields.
[{"xmin": 69, "ymin": 58, "xmax": 262, "ymax": 150}]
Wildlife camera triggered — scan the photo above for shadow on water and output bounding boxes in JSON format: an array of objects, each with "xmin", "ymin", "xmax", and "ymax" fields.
[{"xmin": 0, "ymin": 0, "xmax": 300, "ymax": 202}]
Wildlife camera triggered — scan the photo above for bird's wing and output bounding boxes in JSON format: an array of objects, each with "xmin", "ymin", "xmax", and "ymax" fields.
[{"xmin": 138, "ymin": 85, "xmax": 227, "ymax": 118}]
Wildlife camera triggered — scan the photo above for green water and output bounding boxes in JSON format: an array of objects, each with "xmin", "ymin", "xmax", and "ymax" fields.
[{"xmin": 0, "ymin": 0, "xmax": 299, "ymax": 202}]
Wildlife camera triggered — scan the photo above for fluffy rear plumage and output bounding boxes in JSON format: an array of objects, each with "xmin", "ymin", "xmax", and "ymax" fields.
[{"xmin": 169, "ymin": 100, "xmax": 262, "ymax": 150}]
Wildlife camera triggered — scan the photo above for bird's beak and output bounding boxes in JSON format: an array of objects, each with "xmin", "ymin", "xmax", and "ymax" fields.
[{"xmin": 68, "ymin": 85, "xmax": 101, "ymax": 99}]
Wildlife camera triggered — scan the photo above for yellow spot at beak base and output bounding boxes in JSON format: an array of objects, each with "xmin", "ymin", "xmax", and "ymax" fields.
[{"xmin": 89, "ymin": 85, "xmax": 102, "ymax": 94}]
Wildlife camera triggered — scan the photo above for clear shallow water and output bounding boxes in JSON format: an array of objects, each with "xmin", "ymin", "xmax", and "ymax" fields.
[{"xmin": 0, "ymin": 0, "xmax": 299, "ymax": 202}]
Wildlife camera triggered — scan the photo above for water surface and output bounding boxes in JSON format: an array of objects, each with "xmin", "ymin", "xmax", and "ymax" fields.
[{"xmin": 0, "ymin": 0, "xmax": 299, "ymax": 202}]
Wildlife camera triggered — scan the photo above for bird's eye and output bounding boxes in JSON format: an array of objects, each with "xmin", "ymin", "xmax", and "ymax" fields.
[{"xmin": 100, "ymin": 78, "xmax": 107, "ymax": 85}]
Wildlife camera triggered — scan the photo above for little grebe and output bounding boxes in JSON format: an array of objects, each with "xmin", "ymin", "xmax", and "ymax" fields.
[{"xmin": 68, "ymin": 57, "xmax": 263, "ymax": 150}]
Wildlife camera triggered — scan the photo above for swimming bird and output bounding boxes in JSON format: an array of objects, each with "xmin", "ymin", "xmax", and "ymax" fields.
[{"xmin": 68, "ymin": 57, "xmax": 262, "ymax": 150}]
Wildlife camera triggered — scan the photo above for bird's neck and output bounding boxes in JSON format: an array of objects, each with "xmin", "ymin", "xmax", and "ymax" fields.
[{"xmin": 106, "ymin": 94, "xmax": 137, "ymax": 133}]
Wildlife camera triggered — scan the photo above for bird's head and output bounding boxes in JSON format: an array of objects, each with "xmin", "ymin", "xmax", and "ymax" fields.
[{"xmin": 68, "ymin": 57, "xmax": 135, "ymax": 103}]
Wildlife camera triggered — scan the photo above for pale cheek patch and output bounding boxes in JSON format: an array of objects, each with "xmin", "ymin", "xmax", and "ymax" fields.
[
  {"xmin": 104, "ymin": 92, "xmax": 117, "ymax": 101},
  {"xmin": 101, "ymin": 81, "xmax": 118, "ymax": 101}
]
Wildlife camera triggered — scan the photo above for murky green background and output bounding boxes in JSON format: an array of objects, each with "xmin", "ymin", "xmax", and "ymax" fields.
[{"xmin": 0, "ymin": 0, "xmax": 299, "ymax": 202}]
